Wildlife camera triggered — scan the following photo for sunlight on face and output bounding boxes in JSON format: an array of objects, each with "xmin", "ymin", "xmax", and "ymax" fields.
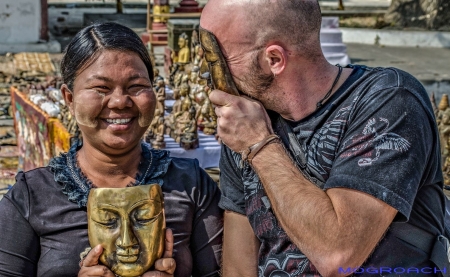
[
  {"xmin": 72, "ymin": 89, "xmax": 105, "ymax": 128},
  {"xmin": 69, "ymin": 50, "xmax": 156, "ymax": 150}
]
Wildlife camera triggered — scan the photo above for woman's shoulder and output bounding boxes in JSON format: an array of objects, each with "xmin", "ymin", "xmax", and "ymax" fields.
[
  {"xmin": 11, "ymin": 167, "xmax": 61, "ymax": 199},
  {"xmin": 164, "ymin": 156, "xmax": 220, "ymax": 195},
  {"xmin": 4, "ymin": 167, "xmax": 61, "ymax": 217},
  {"xmin": 166, "ymin": 156, "xmax": 205, "ymax": 182},
  {"xmin": 148, "ymin": 147, "xmax": 202, "ymax": 182},
  {"xmin": 168, "ymin": 156, "xmax": 201, "ymax": 170},
  {"xmin": 16, "ymin": 167, "xmax": 56, "ymax": 188}
]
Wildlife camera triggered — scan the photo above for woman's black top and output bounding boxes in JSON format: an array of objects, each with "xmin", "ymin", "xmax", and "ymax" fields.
[{"xmin": 0, "ymin": 142, "xmax": 223, "ymax": 277}]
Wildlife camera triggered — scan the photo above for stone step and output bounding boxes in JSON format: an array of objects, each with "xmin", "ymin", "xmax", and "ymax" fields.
[
  {"xmin": 321, "ymin": 17, "xmax": 340, "ymax": 29},
  {"xmin": 324, "ymin": 52, "xmax": 351, "ymax": 66},
  {"xmin": 320, "ymin": 29, "xmax": 344, "ymax": 43},
  {"xmin": 321, "ymin": 43, "xmax": 348, "ymax": 54}
]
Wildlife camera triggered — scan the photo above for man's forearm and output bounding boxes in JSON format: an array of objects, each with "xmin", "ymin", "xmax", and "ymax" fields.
[
  {"xmin": 222, "ymin": 211, "xmax": 260, "ymax": 277},
  {"xmin": 250, "ymin": 141, "xmax": 396, "ymax": 276}
]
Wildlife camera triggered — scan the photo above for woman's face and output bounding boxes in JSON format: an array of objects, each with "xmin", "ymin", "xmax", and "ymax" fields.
[{"xmin": 63, "ymin": 50, "xmax": 156, "ymax": 153}]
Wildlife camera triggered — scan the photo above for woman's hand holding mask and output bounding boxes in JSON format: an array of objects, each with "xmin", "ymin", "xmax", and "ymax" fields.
[{"xmin": 78, "ymin": 229, "xmax": 176, "ymax": 277}]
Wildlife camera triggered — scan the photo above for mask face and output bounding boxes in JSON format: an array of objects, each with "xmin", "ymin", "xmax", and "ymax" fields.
[
  {"xmin": 198, "ymin": 27, "xmax": 240, "ymax": 96},
  {"xmin": 87, "ymin": 184, "xmax": 165, "ymax": 277}
]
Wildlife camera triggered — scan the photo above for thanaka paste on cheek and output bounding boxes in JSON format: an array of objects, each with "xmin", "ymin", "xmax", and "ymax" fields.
[
  {"xmin": 135, "ymin": 88, "xmax": 155, "ymax": 127},
  {"xmin": 138, "ymin": 112, "xmax": 152, "ymax": 127},
  {"xmin": 135, "ymin": 87, "xmax": 151, "ymax": 97},
  {"xmin": 73, "ymin": 89, "xmax": 105, "ymax": 128}
]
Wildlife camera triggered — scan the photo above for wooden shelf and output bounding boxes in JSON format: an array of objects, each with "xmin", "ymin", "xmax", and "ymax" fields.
[
  {"xmin": 148, "ymin": 41, "xmax": 168, "ymax": 45},
  {"xmin": 149, "ymin": 12, "xmax": 201, "ymax": 18},
  {"xmin": 147, "ymin": 29, "xmax": 169, "ymax": 34}
]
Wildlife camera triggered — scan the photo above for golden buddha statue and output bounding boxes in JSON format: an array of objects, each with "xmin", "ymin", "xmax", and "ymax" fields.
[
  {"xmin": 180, "ymin": 106, "xmax": 199, "ymax": 149},
  {"xmin": 155, "ymin": 79, "xmax": 166, "ymax": 114},
  {"xmin": 174, "ymin": 84, "xmax": 193, "ymax": 142},
  {"xmin": 152, "ymin": 116, "xmax": 166, "ymax": 149},
  {"xmin": 177, "ymin": 33, "xmax": 191, "ymax": 64}
]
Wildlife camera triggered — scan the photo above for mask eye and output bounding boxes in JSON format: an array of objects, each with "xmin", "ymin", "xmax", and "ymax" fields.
[
  {"xmin": 200, "ymin": 56, "xmax": 211, "ymax": 75},
  {"xmin": 199, "ymin": 58, "xmax": 213, "ymax": 89},
  {"xmin": 132, "ymin": 203, "xmax": 161, "ymax": 225},
  {"xmin": 91, "ymin": 210, "xmax": 119, "ymax": 228}
]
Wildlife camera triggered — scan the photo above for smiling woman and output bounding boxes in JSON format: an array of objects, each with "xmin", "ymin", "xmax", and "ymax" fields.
[
  {"xmin": 0, "ymin": 22, "xmax": 223, "ymax": 277},
  {"xmin": 62, "ymin": 49, "xmax": 156, "ymax": 154}
]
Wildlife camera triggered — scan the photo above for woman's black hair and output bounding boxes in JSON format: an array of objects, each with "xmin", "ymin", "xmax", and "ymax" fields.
[{"xmin": 60, "ymin": 22, "xmax": 154, "ymax": 90}]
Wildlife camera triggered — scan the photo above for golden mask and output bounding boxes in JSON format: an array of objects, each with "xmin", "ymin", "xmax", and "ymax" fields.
[
  {"xmin": 198, "ymin": 27, "xmax": 240, "ymax": 96},
  {"xmin": 87, "ymin": 184, "xmax": 165, "ymax": 277}
]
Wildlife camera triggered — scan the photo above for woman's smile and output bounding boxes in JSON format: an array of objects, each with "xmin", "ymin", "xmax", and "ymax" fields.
[
  {"xmin": 102, "ymin": 116, "xmax": 137, "ymax": 132},
  {"xmin": 105, "ymin": 118, "xmax": 133, "ymax": 125}
]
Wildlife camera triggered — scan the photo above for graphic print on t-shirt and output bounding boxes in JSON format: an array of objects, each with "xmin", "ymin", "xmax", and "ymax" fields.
[{"xmin": 341, "ymin": 117, "xmax": 411, "ymax": 167}]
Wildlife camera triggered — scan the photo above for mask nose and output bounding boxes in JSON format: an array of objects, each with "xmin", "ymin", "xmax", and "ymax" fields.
[{"xmin": 116, "ymin": 219, "xmax": 139, "ymax": 249}]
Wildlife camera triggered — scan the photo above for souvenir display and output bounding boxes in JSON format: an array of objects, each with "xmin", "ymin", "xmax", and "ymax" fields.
[
  {"xmin": 4, "ymin": 52, "xmax": 79, "ymax": 172},
  {"xmin": 13, "ymin": 52, "xmax": 55, "ymax": 75},
  {"xmin": 161, "ymin": 27, "xmax": 220, "ymax": 150}
]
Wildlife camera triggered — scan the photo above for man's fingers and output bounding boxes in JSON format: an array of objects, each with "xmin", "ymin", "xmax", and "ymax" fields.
[
  {"xmin": 240, "ymin": 94, "xmax": 256, "ymax": 102},
  {"xmin": 209, "ymin": 89, "xmax": 238, "ymax": 107},
  {"xmin": 83, "ymin": 245, "xmax": 103, "ymax": 267},
  {"xmin": 154, "ymin": 258, "xmax": 176, "ymax": 275},
  {"xmin": 163, "ymin": 228, "xmax": 174, "ymax": 258},
  {"xmin": 214, "ymin": 106, "xmax": 221, "ymax": 117}
]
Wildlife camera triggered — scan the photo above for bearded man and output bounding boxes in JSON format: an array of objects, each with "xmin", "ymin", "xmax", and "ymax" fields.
[{"xmin": 200, "ymin": 0, "xmax": 448, "ymax": 276}]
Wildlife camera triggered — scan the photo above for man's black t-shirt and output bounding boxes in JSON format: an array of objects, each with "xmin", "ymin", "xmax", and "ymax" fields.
[{"xmin": 219, "ymin": 65, "xmax": 446, "ymax": 276}]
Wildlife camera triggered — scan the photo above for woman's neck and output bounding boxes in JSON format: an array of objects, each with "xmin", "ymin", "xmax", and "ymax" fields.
[{"xmin": 76, "ymin": 142, "xmax": 143, "ymax": 188}]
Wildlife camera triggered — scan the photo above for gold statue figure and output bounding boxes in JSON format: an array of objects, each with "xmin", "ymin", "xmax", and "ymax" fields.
[
  {"xmin": 177, "ymin": 33, "xmax": 191, "ymax": 64},
  {"xmin": 87, "ymin": 184, "xmax": 165, "ymax": 277},
  {"xmin": 152, "ymin": 115, "xmax": 166, "ymax": 149},
  {"xmin": 180, "ymin": 106, "xmax": 199, "ymax": 150}
]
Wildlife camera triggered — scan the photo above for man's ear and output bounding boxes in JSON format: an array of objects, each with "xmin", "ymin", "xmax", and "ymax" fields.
[
  {"xmin": 61, "ymin": 84, "xmax": 74, "ymax": 115},
  {"xmin": 264, "ymin": 45, "xmax": 287, "ymax": 76}
]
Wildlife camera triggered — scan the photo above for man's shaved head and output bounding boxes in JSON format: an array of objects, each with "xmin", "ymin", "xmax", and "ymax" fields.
[{"xmin": 200, "ymin": 0, "xmax": 322, "ymax": 57}]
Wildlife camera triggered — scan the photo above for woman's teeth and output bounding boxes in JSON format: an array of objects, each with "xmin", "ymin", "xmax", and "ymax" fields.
[{"xmin": 106, "ymin": 118, "xmax": 132, "ymax": 124}]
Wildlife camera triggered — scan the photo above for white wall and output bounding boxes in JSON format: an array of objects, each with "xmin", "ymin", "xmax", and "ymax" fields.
[
  {"xmin": 341, "ymin": 28, "xmax": 450, "ymax": 48},
  {"xmin": 0, "ymin": 0, "xmax": 41, "ymax": 43}
]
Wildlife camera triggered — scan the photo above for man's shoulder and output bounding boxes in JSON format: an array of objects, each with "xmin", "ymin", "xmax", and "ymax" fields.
[
  {"xmin": 352, "ymin": 65, "xmax": 425, "ymax": 93},
  {"xmin": 342, "ymin": 65, "xmax": 432, "ymax": 117}
]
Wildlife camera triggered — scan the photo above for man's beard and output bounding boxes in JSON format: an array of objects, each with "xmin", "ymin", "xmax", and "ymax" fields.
[{"xmin": 235, "ymin": 53, "xmax": 274, "ymax": 99}]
